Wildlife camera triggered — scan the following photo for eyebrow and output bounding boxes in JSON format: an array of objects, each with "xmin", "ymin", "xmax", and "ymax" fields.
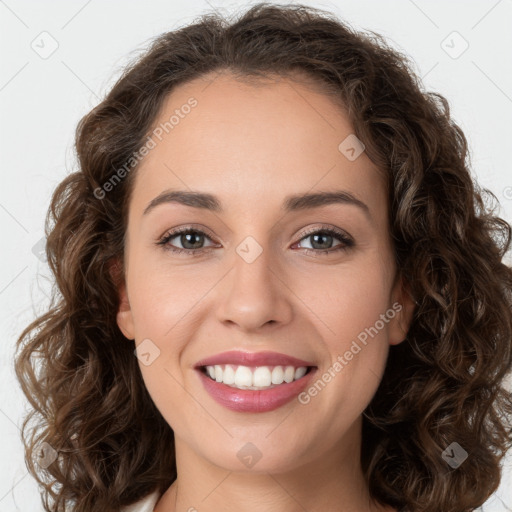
[{"xmin": 143, "ymin": 189, "xmax": 372, "ymax": 220}]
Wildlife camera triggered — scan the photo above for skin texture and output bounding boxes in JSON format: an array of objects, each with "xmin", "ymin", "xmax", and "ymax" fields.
[{"xmin": 116, "ymin": 72, "xmax": 414, "ymax": 512}]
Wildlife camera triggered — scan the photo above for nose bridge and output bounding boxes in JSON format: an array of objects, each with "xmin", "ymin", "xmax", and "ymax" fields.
[
  {"xmin": 216, "ymin": 233, "xmax": 292, "ymax": 330},
  {"xmin": 234, "ymin": 233, "xmax": 274, "ymax": 291}
]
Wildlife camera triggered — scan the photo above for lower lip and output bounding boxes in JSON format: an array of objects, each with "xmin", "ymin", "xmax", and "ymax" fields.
[{"xmin": 196, "ymin": 367, "xmax": 318, "ymax": 413}]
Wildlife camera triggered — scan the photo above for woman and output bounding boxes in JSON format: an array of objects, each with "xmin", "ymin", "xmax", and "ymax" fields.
[{"xmin": 15, "ymin": 3, "xmax": 512, "ymax": 512}]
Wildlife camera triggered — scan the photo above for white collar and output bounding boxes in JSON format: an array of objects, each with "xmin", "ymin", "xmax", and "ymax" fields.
[{"xmin": 121, "ymin": 490, "xmax": 161, "ymax": 512}]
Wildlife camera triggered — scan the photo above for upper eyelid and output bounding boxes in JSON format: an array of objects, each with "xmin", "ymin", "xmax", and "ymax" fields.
[{"xmin": 160, "ymin": 224, "xmax": 353, "ymax": 246}]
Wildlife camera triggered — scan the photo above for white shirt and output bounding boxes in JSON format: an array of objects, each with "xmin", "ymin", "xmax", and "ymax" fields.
[{"xmin": 121, "ymin": 490, "xmax": 161, "ymax": 512}]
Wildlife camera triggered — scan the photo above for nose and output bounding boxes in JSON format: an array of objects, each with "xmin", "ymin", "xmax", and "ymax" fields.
[{"xmin": 214, "ymin": 240, "xmax": 293, "ymax": 332}]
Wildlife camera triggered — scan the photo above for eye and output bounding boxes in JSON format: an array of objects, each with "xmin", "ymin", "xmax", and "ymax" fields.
[
  {"xmin": 293, "ymin": 226, "xmax": 354, "ymax": 255},
  {"xmin": 157, "ymin": 226, "xmax": 218, "ymax": 256},
  {"xmin": 156, "ymin": 225, "xmax": 354, "ymax": 256}
]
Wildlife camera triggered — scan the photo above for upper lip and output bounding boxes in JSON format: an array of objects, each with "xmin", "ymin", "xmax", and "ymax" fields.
[{"xmin": 194, "ymin": 350, "xmax": 316, "ymax": 369}]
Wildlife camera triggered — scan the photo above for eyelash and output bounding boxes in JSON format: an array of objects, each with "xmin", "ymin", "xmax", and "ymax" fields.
[{"xmin": 156, "ymin": 224, "xmax": 354, "ymax": 257}]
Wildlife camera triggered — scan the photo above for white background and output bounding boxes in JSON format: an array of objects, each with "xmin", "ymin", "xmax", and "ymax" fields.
[{"xmin": 1, "ymin": 0, "xmax": 511, "ymax": 510}]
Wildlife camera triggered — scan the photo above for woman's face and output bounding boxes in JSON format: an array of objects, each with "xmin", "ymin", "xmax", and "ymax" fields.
[{"xmin": 117, "ymin": 72, "xmax": 413, "ymax": 473}]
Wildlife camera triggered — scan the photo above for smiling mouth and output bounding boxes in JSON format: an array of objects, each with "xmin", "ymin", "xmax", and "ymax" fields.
[{"xmin": 200, "ymin": 364, "xmax": 316, "ymax": 390}]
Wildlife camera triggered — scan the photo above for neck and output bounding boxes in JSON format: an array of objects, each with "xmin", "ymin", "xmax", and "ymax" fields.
[{"xmin": 154, "ymin": 417, "xmax": 395, "ymax": 512}]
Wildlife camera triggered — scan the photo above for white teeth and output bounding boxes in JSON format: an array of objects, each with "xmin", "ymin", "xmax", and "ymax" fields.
[
  {"xmin": 271, "ymin": 366, "xmax": 284, "ymax": 385},
  {"xmin": 294, "ymin": 367, "xmax": 307, "ymax": 380},
  {"xmin": 234, "ymin": 366, "xmax": 252, "ymax": 387},
  {"xmin": 204, "ymin": 364, "xmax": 310, "ymax": 389},
  {"xmin": 284, "ymin": 366, "xmax": 295, "ymax": 383},
  {"xmin": 222, "ymin": 364, "xmax": 236, "ymax": 385},
  {"xmin": 253, "ymin": 367, "xmax": 272, "ymax": 387}
]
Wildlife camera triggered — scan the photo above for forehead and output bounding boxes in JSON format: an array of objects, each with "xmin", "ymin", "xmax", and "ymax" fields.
[{"xmin": 132, "ymin": 72, "xmax": 386, "ymax": 220}]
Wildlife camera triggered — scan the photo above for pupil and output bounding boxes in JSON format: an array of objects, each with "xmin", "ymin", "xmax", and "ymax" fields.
[
  {"xmin": 182, "ymin": 232, "xmax": 203, "ymax": 249},
  {"xmin": 312, "ymin": 233, "xmax": 332, "ymax": 250}
]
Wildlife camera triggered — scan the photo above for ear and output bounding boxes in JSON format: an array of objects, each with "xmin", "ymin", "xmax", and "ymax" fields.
[
  {"xmin": 109, "ymin": 258, "xmax": 135, "ymax": 340},
  {"xmin": 388, "ymin": 273, "xmax": 416, "ymax": 346}
]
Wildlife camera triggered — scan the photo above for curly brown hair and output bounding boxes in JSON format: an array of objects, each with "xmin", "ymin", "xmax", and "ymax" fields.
[{"xmin": 14, "ymin": 3, "xmax": 512, "ymax": 512}]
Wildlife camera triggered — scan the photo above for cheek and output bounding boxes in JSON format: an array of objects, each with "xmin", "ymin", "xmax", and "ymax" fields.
[
  {"xmin": 303, "ymin": 278, "xmax": 392, "ymax": 431},
  {"xmin": 292, "ymin": 278, "xmax": 392, "ymax": 448},
  {"xmin": 126, "ymin": 246, "xmax": 202, "ymax": 339},
  {"xmin": 298, "ymin": 254, "xmax": 393, "ymax": 403},
  {"xmin": 298, "ymin": 254, "xmax": 393, "ymax": 344}
]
